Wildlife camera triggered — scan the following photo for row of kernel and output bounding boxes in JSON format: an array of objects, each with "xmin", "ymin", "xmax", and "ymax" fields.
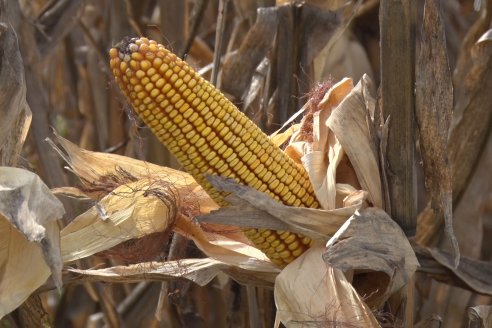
[
  {"xmin": 133, "ymin": 46, "xmax": 316, "ymax": 208},
  {"xmin": 148, "ymin": 69, "xmax": 300, "ymax": 203}
]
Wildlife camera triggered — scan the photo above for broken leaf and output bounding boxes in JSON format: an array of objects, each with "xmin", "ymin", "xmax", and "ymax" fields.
[
  {"xmin": 468, "ymin": 305, "xmax": 492, "ymax": 328},
  {"xmin": 199, "ymin": 175, "xmax": 366, "ymax": 240},
  {"xmin": 324, "ymin": 207, "xmax": 419, "ymax": 309},
  {"xmin": 0, "ymin": 167, "xmax": 64, "ymax": 319},
  {"xmin": 275, "ymin": 245, "xmax": 380, "ymax": 327},
  {"xmin": 416, "ymin": 0, "xmax": 458, "ymax": 268}
]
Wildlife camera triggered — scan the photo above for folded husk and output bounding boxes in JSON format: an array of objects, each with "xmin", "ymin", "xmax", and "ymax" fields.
[
  {"xmin": 61, "ymin": 178, "xmax": 177, "ymax": 263},
  {"xmin": 0, "ymin": 167, "xmax": 64, "ymax": 319},
  {"xmin": 324, "ymin": 208, "xmax": 419, "ymax": 309},
  {"xmin": 275, "ymin": 246, "xmax": 380, "ymax": 327},
  {"xmin": 53, "ymin": 135, "xmax": 280, "ymax": 283},
  {"xmin": 286, "ymin": 76, "xmax": 382, "ymax": 211}
]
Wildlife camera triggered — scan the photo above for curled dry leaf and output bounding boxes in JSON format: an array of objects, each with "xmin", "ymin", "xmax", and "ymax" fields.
[
  {"xmin": 275, "ymin": 246, "xmax": 380, "ymax": 327},
  {"xmin": 0, "ymin": 21, "xmax": 31, "ymax": 166},
  {"xmin": 326, "ymin": 75, "xmax": 382, "ymax": 208},
  {"xmin": 468, "ymin": 305, "xmax": 492, "ymax": 328},
  {"xmin": 287, "ymin": 75, "xmax": 382, "ymax": 211},
  {"xmin": 67, "ymin": 256, "xmax": 277, "ymax": 289},
  {"xmin": 416, "ymin": 245, "xmax": 492, "ymax": 296},
  {"xmin": 323, "ymin": 208, "xmax": 419, "ymax": 309},
  {"xmin": 416, "ymin": 0, "xmax": 458, "ymax": 267},
  {"xmin": 199, "ymin": 175, "xmax": 367, "ymax": 241},
  {"xmin": 0, "ymin": 167, "xmax": 64, "ymax": 319},
  {"xmin": 220, "ymin": 7, "xmax": 278, "ymax": 100}
]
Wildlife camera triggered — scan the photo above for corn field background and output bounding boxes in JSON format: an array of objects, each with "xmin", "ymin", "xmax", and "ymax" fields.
[{"xmin": 0, "ymin": 0, "xmax": 492, "ymax": 327}]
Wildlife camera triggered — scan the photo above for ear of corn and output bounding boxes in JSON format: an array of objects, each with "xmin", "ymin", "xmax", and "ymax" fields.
[{"xmin": 109, "ymin": 37, "xmax": 319, "ymax": 266}]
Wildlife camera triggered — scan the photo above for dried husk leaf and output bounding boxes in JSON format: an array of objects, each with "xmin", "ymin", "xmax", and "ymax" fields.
[
  {"xmin": 65, "ymin": 213, "xmax": 280, "ymax": 288},
  {"xmin": 269, "ymin": 123, "xmax": 300, "ymax": 148},
  {"xmin": 0, "ymin": 22, "xmax": 31, "ymax": 166},
  {"xmin": 220, "ymin": 7, "xmax": 278, "ymax": 100},
  {"xmin": 0, "ymin": 167, "xmax": 64, "ymax": 319},
  {"xmin": 67, "ymin": 258, "xmax": 233, "ymax": 286},
  {"xmin": 51, "ymin": 134, "xmax": 199, "ymax": 192},
  {"xmin": 50, "ymin": 134, "xmax": 218, "ymax": 212},
  {"xmin": 199, "ymin": 176, "xmax": 367, "ymax": 240},
  {"xmin": 415, "ymin": 0, "xmax": 458, "ymax": 267},
  {"xmin": 323, "ymin": 208, "xmax": 419, "ymax": 309},
  {"xmin": 326, "ymin": 75, "xmax": 383, "ymax": 208},
  {"xmin": 416, "ymin": 246, "xmax": 492, "ymax": 296},
  {"xmin": 289, "ymin": 78, "xmax": 355, "ymax": 210},
  {"xmin": 289, "ymin": 76, "xmax": 382, "ymax": 211},
  {"xmin": 52, "ymin": 136, "xmax": 279, "ymax": 274},
  {"xmin": 67, "ymin": 256, "xmax": 277, "ymax": 288},
  {"xmin": 52, "ymin": 186, "xmax": 91, "ymax": 200},
  {"xmin": 61, "ymin": 178, "xmax": 177, "ymax": 263},
  {"xmin": 274, "ymin": 245, "xmax": 380, "ymax": 327},
  {"xmin": 175, "ymin": 214, "xmax": 279, "ymax": 274},
  {"xmin": 468, "ymin": 305, "xmax": 492, "ymax": 328}
]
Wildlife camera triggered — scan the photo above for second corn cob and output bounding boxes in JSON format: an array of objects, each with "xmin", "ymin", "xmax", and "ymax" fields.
[{"xmin": 109, "ymin": 37, "xmax": 320, "ymax": 266}]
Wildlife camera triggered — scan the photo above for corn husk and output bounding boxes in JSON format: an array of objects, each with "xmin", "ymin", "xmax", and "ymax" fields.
[
  {"xmin": 67, "ymin": 255, "xmax": 278, "ymax": 288},
  {"xmin": 50, "ymin": 134, "xmax": 200, "ymax": 193},
  {"xmin": 61, "ymin": 178, "xmax": 177, "ymax": 262},
  {"xmin": 0, "ymin": 167, "xmax": 64, "ymax": 319},
  {"xmin": 286, "ymin": 76, "xmax": 382, "ymax": 211},
  {"xmin": 273, "ymin": 208, "xmax": 418, "ymax": 327},
  {"xmin": 175, "ymin": 214, "xmax": 278, "ymax": 272},
  {"xmin": 324, "ymin": 208, "xmax": 419, "ymax": 308},
  {"xmin": 53, "ymin": 135, "xmax": 279, "ymax": 284},
  {"xmin": 467, "ymin": 305, "xmax": 492, "ymax": 327},
  {"xmin": 325, "ymin": 76, "xmax": 382, "ymax": 208},
  {"xmin": 199, "ymin": 175, "xmax": 367, "ymax": 240},
  {"xmin": 271, "ymin": 76, "xmax": 406, "ymax": 327},
  {"xmin": 275, "ymin": 246, "xmax": 380, "ymax": 327}
]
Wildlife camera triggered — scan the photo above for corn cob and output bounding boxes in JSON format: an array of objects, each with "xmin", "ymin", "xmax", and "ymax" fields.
[{"xmin": 109, "ymin": 37, "xmax": 319, "ymax": 266}]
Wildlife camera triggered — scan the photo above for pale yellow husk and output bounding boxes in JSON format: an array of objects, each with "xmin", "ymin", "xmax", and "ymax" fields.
[
  {"xmin": 0, "ymin": 167, "xmax": 64, "ymax": 319},
  {"xmin": 275, "ymin": 246, "xmax": 381, "ymax": 327},
  {"xmin": 55, "ymin": 135, "xmax": 279, "ymax": 279}
]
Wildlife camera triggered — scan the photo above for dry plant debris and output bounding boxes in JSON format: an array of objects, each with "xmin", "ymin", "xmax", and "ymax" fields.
[
  {"xmin": 0, "ymin": 0, "xmax": 491, "ymax": 327},
  {"xmin": 0, "ymin": 167, "xmax": 64, "ymax": 318}
]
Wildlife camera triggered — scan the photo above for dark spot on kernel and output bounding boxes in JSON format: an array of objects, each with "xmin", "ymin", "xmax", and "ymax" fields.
[{"xmin": 114, "ymin": 36, "xmax": 139, "ymax": 55}]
